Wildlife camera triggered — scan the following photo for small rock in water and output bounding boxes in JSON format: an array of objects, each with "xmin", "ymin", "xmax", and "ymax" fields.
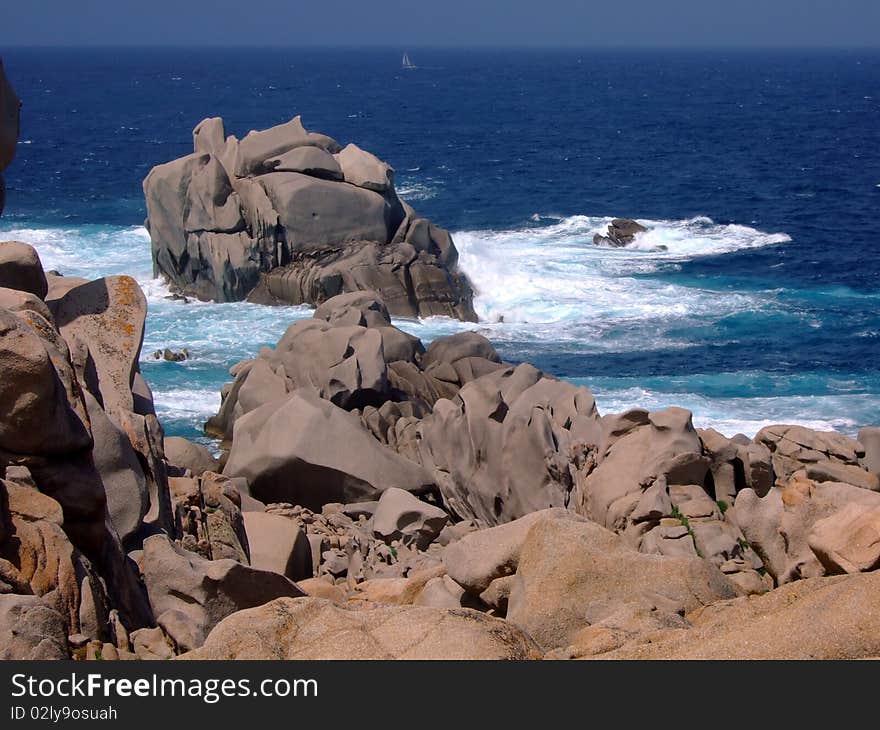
[
  {"xmin": 593, "ymin": 217, "xmax": 648, "ymax": 247},
  {"xmin": 152, "ymin": 347, "xmax": 189, "ymax": 362}
]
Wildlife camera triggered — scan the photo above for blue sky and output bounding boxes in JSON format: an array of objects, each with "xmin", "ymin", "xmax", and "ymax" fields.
[{"xmin": 2, "ymin": 0, "xmax": 879, "ymax": 48}]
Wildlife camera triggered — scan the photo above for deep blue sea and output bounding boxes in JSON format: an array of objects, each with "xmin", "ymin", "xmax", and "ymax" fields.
[{"xmin": 2, "ymin": 48, "xmax": 879, "ymax": 443}]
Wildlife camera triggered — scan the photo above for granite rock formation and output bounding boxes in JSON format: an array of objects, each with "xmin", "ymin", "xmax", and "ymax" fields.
[{"xmin": 143, "ymin": 116, "xmax": 476, "ymax": 320}]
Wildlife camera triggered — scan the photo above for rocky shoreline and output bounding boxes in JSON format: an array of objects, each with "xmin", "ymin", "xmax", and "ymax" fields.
[
  {"xmin": 5, "ymin": 62, "xmax": 880, "ymax": 660},
  {"xmin": 3, "ymin": 243, "xmax": 880, "ymax": 660}
]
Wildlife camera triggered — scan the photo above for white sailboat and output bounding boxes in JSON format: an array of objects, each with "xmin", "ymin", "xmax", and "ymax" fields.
[{"xmin": 402, "ymin": 52, "xmax": 417, "ymax": 70}]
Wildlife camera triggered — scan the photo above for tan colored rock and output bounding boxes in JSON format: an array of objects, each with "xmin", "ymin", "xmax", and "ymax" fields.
[
  {"xmin": 809, "ymin": 502, "xmax": 880, "ymax": 574},
  {"xmin": 597, "ymin": 571, "xmax": 880, "ymax": 659},
  {"xmin": 141, "ymin": 535, "xmax": 304, "ymax": 652},
  {"xmin": 130, "ymin": 627, "xmax": 174, "ymax": 660},
  {"xmin": 372, "ymin": 487, "xmax": 448, "ymax": 549},
  {"xmin": 164, "ymin": 436, "xmax": 220, "ymax": 476},
  {"xmin": 0, "ymin": 242, "xmax": 47, "ymax": 298},
  {"xmin": 179, "ymin": 597, "xmax": 540, "ymax": 660},
  {"xmin": 0, "ymin": 308, "xmax": 91, "ymax": 457},
  {"xmin": 572, "ymin": 407, "xmax": 706, "ymax": 532},
  {"xmin": 51, "ymin": 275, "xmax": 146, "ymax": 419},
  {"xmin": 736, "ymin": 480, "xmax": 880, "ymax": 584},
  {"xmin": 350, "ymin": 563, "xmax": 445, "ymax": 606},
  {"xmin": 506, "ymin": 514, "xmax": 735, "ymax": 651},
  {"xmin": 444, "ymin": 508, "xmax": 585, "ymax": 596},
  {"xmin": 805, "ymin": 461, "xmax": 879, "ymax": 491},
  {"xmin": 297, "ymin": 576, "xmax": 346, "ymax": 603},
  {"xmin": 243, "ymin": 511, "xmax": 312, "ymax": 581}
]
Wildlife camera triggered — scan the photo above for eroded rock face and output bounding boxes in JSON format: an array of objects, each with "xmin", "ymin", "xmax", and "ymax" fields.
[
  {"xmin": 144, "ymin": 116, "xmax": 475, "ymax": 320},
  {"xmin": 141, "ymin": 534, "xmax": 304, "ymax": 653},
  {"xmin": 594, "ymin": 571, "xmax": 880, "ymax": 660},
  {"xmin": 411, "ymin": 363, "xmax": 602, "ymax": 525},
  {"xmin": 222, "ymin": 388, "xmax": 434, "ymax": 508},
  {"xmin": 505, "ymin": 514, "xmax": 735, "ymax": 651},
  {"xmin": 179, "ymin": 597, "xmax": 541, "ymax": 660}
]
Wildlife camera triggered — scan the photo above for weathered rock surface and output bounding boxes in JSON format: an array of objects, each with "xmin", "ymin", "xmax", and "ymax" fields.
[
  {"xmin": 0, "ymin": 595, "xmax": 69, "ymax": 660},
  {"xmin": 243, "ymin": 511, "xmax": 312, "ymax": 581},
  {"xmin": 169, "ymin": 471, "xmax": 249, "ymax": 562},
  {"xmin": 808, "ymin": 502, "xmax": 880, "ymax": 574},
  {"xmin": 411, "ymin": 363, "xmax": 601, "ymax": 524},
  {"xmin": 164, "ymin": 436, "xmax": 220, "ymax": 476},
  {"xmin": 371, "ymin": 487, "xmax": 448, "ymax": 550},
  {"xmin": 144, "ymin": 116, "xmax": 475, "ymax": 320},
  {"xmin": 0, "ymin": 242, "xmax": 48, "ymax": 298},
  {"xmin": 141, "ymin": 535, "xmax": 304, "ymax": 652},
  {"xmin": 444, "ymin": 508, "xmax": 586, "ymax": 596},
  {"xmin": 223, "ymin": 388, "xmax": 434, "ymax": 508},
  {"xmin": 205, "ymin": 303, "xmax": 493, "ymax": 443},
  {"xmin": 595, "ymin": 571, "xmax": 880, "ymax": 660},
  {"xmin": 859, "ymin": 427, "xmax": 880, "ymax": 477},
  {"xmin": 180, "ymin": 597, "xmax": 540, "ymax": 660},
  {"xmin": 506, "ymin": 514, "xmax": 736, "ymax": 651},
  {"xmin": 735, "ymin": 477, "xmax": 880, "ymax": 584}
]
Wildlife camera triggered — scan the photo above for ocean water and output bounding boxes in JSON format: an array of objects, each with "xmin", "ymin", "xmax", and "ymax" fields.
[{"xmin": 1, "ymin": 48, "xmax": 879, "ymax": 443}]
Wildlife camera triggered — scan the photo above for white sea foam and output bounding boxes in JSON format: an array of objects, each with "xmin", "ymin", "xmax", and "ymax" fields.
[
  {"xmin": 590, "ymin": 386, "xmax": 865, "ymax": 438},
  {"xmin": 5, "ymin": 215, "xmax": 868, "ymax": 442},
  {"xmin": 432, "ymin": 214, "xmax": 791, "ymax": 353}
]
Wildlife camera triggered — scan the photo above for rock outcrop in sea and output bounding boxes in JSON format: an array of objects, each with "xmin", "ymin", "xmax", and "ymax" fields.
[{"xmin": 143, "ymin": 116, "xmax": 476, "ymax": 321}]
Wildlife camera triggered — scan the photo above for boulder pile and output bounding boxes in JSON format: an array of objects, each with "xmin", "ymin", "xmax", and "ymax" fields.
[
  {"xmin": 6, "ymin": 244, "xmax": 880, "ymax": 659},
  {"xmin": 143, "ymin": 116, "xmax": 476, "ymax": 321}
]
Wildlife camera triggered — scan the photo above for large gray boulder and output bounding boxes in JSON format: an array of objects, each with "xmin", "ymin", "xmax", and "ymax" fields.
[
  {"xmin": 84, "ymin": 391, "xmax": 149, "ymax": 543},
  {"xmin": 206, "ymin": 294, "xmax": 434, "ymax": 442},
  {"xmin": 141, "ymin": 534, "xmax": 304, "ymax": 652},
  {"xmin": 144, "ymin": 116, "xmax": 475, "ymax": 320},
  {"xmin": 222, "ymin": 388, "xmax": 434, "ymax": 509}
]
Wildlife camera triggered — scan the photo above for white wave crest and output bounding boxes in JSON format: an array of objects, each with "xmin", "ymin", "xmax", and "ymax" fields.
[{"xmin": 445, "ymin": 214, "xmax": 790, "ymax": 338}]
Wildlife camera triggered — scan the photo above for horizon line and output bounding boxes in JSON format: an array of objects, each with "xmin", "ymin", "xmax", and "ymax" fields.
[{"xmin": 2, "ymin": 43, "xmax": 880, "ymax": 52}]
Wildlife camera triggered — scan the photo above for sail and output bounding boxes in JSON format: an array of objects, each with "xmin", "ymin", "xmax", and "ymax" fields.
[{"xmin": 402, "ymin": 52, "xmax": 415, "ymax": 69}]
